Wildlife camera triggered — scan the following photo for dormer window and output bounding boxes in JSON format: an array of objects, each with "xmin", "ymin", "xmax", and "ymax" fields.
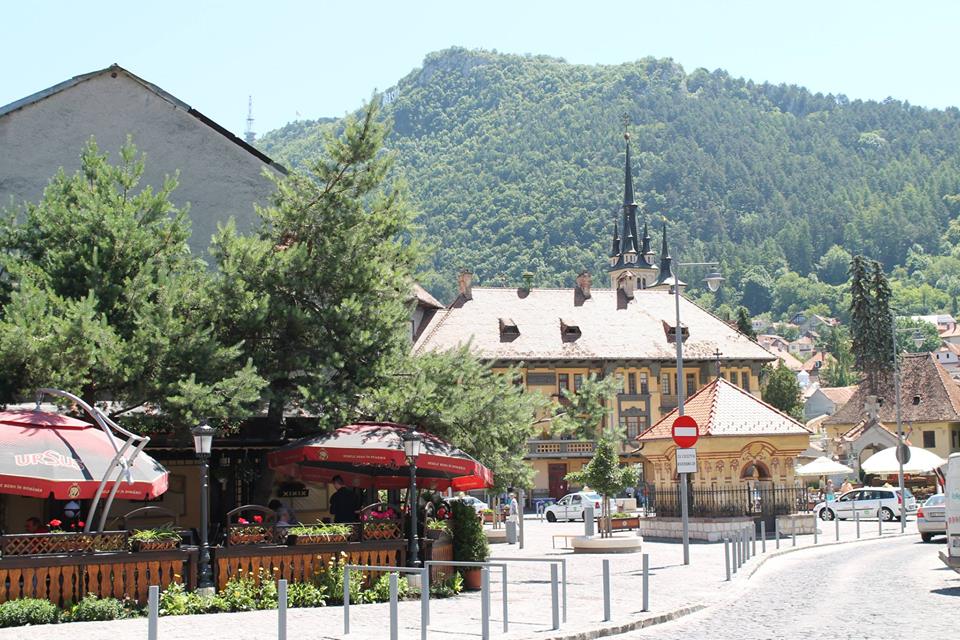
[
  {"xmin": 560, "ymin": 319, "xmax": 581, "ymax": 342},
  {"xmin": 912, "ymin": 395, "xmax": 922, "ymax": 405},
  {"xmin": 499, "ymin": 318, "xmax": 520, "ymax": 342},
  {"xmin": 663, "ymin": 320, "xmax": 688, "ymax": 343}
]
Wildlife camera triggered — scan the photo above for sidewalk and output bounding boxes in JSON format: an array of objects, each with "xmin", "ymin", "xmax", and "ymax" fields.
[{"xmin": 0, "ymin": 517, "xmax": 913, "ymax": 640}]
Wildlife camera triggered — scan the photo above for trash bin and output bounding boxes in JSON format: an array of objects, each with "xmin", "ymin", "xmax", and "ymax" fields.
[{"xmin": 505, "ymin": 519, "xmax": 518, "ymax": 544}]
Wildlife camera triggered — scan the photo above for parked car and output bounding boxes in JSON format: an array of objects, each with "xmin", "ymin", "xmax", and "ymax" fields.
[
  {"xmin": 917, "ymin": 494, "xmax": 946, "ymax": 543},
  {"xmin": 447, "ymin": 495, "xmax": 489, "ymax": 514},
  {"xmin": 814, "ymin": 487, "xmax": 917, "ymax": 522},
  {"xmin": 543, "ymin": 492, "xmax": 616, "ymax": 522}
]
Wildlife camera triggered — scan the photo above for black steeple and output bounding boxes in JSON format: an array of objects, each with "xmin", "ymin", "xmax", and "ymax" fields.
[
  {"xmin": 620, "ymin": 133, "xmax": 639, "ymax": 257},
  {"xmin": 624, "ymin": 133, "xmax": 635, "ymax": 207},
  {"xmin": 609, "ymin": 223, "xmax": 621, "ymax": 258},
  {"xmin": 656, "ymin": 222, "xmax": 674, "ymax": 286},
  {"xmin": 640, "ymin": 220, "xmax": 654, "ymax": 265}
]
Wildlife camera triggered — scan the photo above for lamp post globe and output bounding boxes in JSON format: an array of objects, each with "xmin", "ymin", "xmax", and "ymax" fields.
[
  {"xmin": 704, "ymin": 270, "xmax": 725, "ymax": 293},
  {"xmin": 912, "ymin": 330, "xmax": 925, "ymax": 350},
  {"xmin": 192, "ymin": 420, "xmax": 216, "ymax": 592}
]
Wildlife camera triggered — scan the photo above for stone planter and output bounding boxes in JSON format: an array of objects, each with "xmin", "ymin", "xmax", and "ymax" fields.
[{"xmin": 572, "ymin": 535, "xmax": 643, "ymax": 554}]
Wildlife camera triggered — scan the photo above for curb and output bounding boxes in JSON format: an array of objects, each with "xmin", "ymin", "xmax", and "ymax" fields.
[{"xmin": 537, "ymin": 530, "xmax": 912, "ymax": 640}]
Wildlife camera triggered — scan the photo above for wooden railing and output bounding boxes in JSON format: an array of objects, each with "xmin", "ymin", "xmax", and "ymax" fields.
[
  {"xmin": 213, "ymin": 539, "xmax": 405, "ymax": 590},
  {"xmin": 0, "ymin": 548, "xmax": 196, "ymax": 607}
]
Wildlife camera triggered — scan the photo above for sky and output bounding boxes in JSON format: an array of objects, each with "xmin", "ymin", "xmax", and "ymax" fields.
[{"xmin": 2, "ymin": 1, "xmax": 958, "ymax": 137}]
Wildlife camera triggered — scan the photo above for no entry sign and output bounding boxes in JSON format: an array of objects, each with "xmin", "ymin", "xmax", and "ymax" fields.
[{"xmin": 672, "ymin": 415, "xmax": 699, "ymax": 449}]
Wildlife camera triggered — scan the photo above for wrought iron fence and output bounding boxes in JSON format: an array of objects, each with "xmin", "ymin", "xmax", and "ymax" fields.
[{"xmin": 646, "ymin": 484, "xmax": 809, "ymax": 518}]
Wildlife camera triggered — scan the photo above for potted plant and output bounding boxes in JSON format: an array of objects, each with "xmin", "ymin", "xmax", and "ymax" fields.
[
  {"xmin": 425, "ymin": 519, "xmax": 451, "ymax": 540},
  {"xmin": 607, "ymin": 512, "xmax": 640, "ymax": 531},
  {"xmin": 480, "ymin": 508, "xmax": 495, "ymax": 524},
  {"xmin": 451, "ymin": 501, "xmax": 488, "ymax": 590},
  {"xmin": 229, "ymin": 515, "xmax": 269, "ymax": 545},
  {"xmin": 129, "ymin": 524, "xmax": 182, "ymax": 552},
  {"xmin": 286, "ymin": 522, "xmax": 352, "ymax": 545},
  {"xmin": 361, "ymin": 505, "xmax": 399, "ymax": 540}
]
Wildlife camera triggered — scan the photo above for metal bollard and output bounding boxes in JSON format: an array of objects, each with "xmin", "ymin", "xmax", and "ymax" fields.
[
  {"xmin": 642, "ymin": 553, "xmax": 650, "ymax": 612},
  {"xmin": 761, "ymin": 521, "xmax": 766, "ymax": 553},
  {"xmin": 775, "ymin": 521, "xmax": 780, "ymax": 549},
  {"xmin": 584, "ymin": 505, "xmax": 595, "ymax": 537},
  {"xmin": 390, "ymin": 573, "xmax": 399, "ymax": 640},
  {"xmin": 751, "ymin": 527, "xmax": 756, "ymax": 557},
  {"xmin": 502, "ymin": 565, "xmax": 509, "ymax": 633},
  {"xmin": 551, "ymin": 563, "xmax": 560, "ymax": 630},
  {"xmin": 148, "ymin": 585, "xmax": 158, "ymax": 640},
  {"xmin": 421, "ymin": 567, "xmax": 429, "ymax": 640},
  {"xmin": 856, "ymin": 509, "xmax": 860, "ymax": 538},
  {"xmin": 724, "ymin": 538, "xmax": 731, "ymax": 581},
  {"xmin": 879, "ymin": 512, "xmax": 883, "ymax": 536},
  {"xmin": 732, "ymin": 533, "xmax": 739, "ymax": 573},
  {"xmin": 743, "ymin": 527, "xmax": 749, "ymax": 560},
  {"xmin": 602, "ymin": 559, "xmax": 611, "ymax": 621},
  {"xmin": 814, "ymin": 519, "xmax": 818, "ymax": 544},
  {"xmin": 562, "ymin": 560, "xmax": 568, "ymax": 623},
  {"xmin": 278, "ymin": 579, "xmax": 288, "ymax": 640},
  {"xmin": 481, "ymin": 568, "xmax": 490, "ymax": 640},
  {"xmin": 792, "ymin": 531, "xmax": 797, "ymax": 547},
  {"xmin": 343, "ymin": 566, "xmax": 351, "ymax": 634},
  {"xmin": 835, "ymin": 513, "xmax": 840, "ymax": 541}
]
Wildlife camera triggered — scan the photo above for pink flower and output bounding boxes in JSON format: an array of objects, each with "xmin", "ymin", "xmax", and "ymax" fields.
[
  {"xmin": 253, "ymin": 515, "xmax": 263, "ymax": 524},
  {"xmin": 48, "ymin": 519, "xmax": 62, "ymax": 528},
  {"xmin": 237, "ymin": 517, "xmax": 249, "ymax": 525}
]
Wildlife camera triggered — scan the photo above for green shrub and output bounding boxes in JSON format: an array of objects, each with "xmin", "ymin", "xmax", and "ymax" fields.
[
  {"xmin": 217, "ymin": 568, "xmax": 278, "ymax": 611},
  {"xmin": 314, "ymin": 553, "xmax": 364, "ymax": 605},
  {"xmin": 364, "ymin": 574, "xmax": 409, "ymax": 603},
  {"xmin": 287, "ymin": 522, "xmax": 352, "ymax": 537},
  {"xmin": 158, "ymin": 582, "xmax": 225, "ymax": 616},
  {"xmin": 65, "ymin": 594, "xmax": 128, "ymax": 622},
  {"xmin": 129, "ymin": 524, "xmax": 182, "ymax": 543},
  {"xmin": 451, "ymin": 501, "xmax": 488, "ymax": 562},
  {"xmin": 429, "ymin": 572, "xmax": 463, "ymax": 599},
  {"xmin": 0, "ymin": 598, "xmax": 58, "ymax": 627},
  {"xmin": 286, "ymin": 582, "xmax": 327, "ymax": 608}
]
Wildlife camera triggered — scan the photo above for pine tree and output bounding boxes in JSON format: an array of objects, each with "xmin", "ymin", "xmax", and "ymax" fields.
[
  {"xmin": 736, "ymin": 307, "xmax": 757, "ymax": 340},
  {"xmin": 762, "ymin": 362, "xmax": 803, "ymax": 420},
  {"xmin": 869, "ymin": 260, "xmax": 894, "ymax": 385},
  {"xmin": 849, "ymin": 255, "xmax": 877, "ymax": 392}
]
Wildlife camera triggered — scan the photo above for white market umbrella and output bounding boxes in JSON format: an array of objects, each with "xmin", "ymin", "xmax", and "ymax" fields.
[
  {"xmin": 796, "ymin": 456, "xmax": 854, "ymax": 477},
  {"xmin": 860, "ymin": 446, "xmax": 947, "ymax": 475}
]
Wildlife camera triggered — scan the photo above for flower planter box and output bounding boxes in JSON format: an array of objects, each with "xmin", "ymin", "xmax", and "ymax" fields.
[
  {"xmin": 228, "ymin": 532, "xmax": 267, "ymax": 545},
  {"xmin": 130, "ymin": 539, "xmax": 180, "ymax": 552},
  {"xmin": 610, "ymin": 517, "xmax": 640, "ymax": 530},
  {"xmin": 363, "ymin": 522, "xmax": 401, "ymax": 540},
  {"xmin": 286, "ymin": 533, "xmax": 348, "ymax": 545},
  {"xmin": 424, "ymin": 529, "xmax": 451, "ymax": 541}
]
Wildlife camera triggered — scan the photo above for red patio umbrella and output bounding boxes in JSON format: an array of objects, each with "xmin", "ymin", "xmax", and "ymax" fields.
[
  {"xmin": 0, "ymin": 410, "xmax": 168, "ymax": 501},
  {"xmin": 267, "ymin": 422, "xmax": 494, "ymax": 491}
]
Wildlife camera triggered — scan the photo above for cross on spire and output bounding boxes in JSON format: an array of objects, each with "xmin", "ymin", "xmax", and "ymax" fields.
[{"xmin": 713, "ymin": 348, "xmax": 723, "ymax": 379}]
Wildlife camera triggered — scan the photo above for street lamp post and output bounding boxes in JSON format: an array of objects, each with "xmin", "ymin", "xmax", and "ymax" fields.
[
  {"xmin": 191, "ymin": 420, "xmax": 216, "ymax": 593},
  {"xmin": 891, "ymin": 316, "xmax": 925, "ymax": 533},
  {"xmin": 402, "ymin": 430, "xmax": 423, "ymax": 567},
  {"xmin": 672, "ymin": 261, "xmax": 724, "ymax": 566}
]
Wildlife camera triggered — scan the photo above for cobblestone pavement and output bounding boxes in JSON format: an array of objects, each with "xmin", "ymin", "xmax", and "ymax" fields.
[
  {"xmin": 626, "ymin": 534, "xmax": 960, "ymax": 640},
  {"xmin": 0, "ymin": 516, "xmax": 924, "ymax": 640}
]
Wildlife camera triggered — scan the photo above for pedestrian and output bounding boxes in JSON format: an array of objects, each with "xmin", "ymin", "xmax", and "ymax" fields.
[
  {"xmin": 840, "ymin": 478, "xmax": 853, "ymax": 495},
  {"xmin": 508, "ymin": 491, "xmax": 520, "ymax": 523},
  {"xmin": 329, "ymin": 475, "xmax": 359, "ymax": 523},
  {"xmin": 825, "ymin": 479, "xmax": 836, "ymax": 502}
]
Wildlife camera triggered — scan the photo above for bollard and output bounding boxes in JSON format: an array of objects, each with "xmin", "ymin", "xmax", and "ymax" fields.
[
  {"xmin": 148, "ymin": 585, "xmax": 158, "ymax": 640},
  {"xmin": 775, "ymin": 521, "xmax": 780, "ymax": 549},
  {"xmin": 502, "ymin": 565, "xmax": 509, "ymax": 633},
  {"xmin": 743, "ymin": 527, "xmax": 749, "ymax": 560},
  {"xmin": 751, "ymin": 527, "xmax": 756, "ymax": 557},
  {"xmin": 481, "ymin": 568, "xmax": 490, "ymax": 640},
  {"xmin": 278, "ymin": 579, "xmax": 288, "ymax": 640},
  {"xmin": 584, "ymin": 505, "xmax": 595, "ymax": 537},
  {"xmin": 551, "ymin": 563, "xmax": 560, "ymax": 630},
  {"xmin": 814, "ymin": 519, "xmax": 818, "ymax": 545},
  {"xmin": 724, "ymin": 538, "xmax": 731, "ymax": 581},
  {"xmin": 505, "ymin": 519, "xmax": 517, "ymax": 544},
  {"xmin": 390, "ymin": 573, "xmax": 399, "ymax": 640},
  {"xmin": 642, "ymin": 553, "xmax": 650, "ymax": 612},
  {"xmin": 856, "ymin": 509, "xmax": 860, "ymax": 538},
  {"xmin": 761, "ymin": 521, "xmax": 766, "ymax": 553},
  {"xmin": 602, "ymin": 559, "xmax": 611, "ymax": 621},
  {"xmin": 732, "ymin": 533, "xmax": 738, "ymax": 573},
  {"xmin": 878, "ymin": 512, "xmax": 883, "ymax": 537},
  {"xmin": 343, "ymin": 566, "xmax": 351, "ymax": 634},
  {"xmin": 792, "ymin": 531, "xmax": 796, "ymax": 547},
  {"xmin": 835, "ymin": 513, "xmax": 840, "ymax": 541},
  {"xmin": 562, "ymin": 560, "xmax": 568, "ymax": 623},
  {"xmin": 421, "ymin": 567, "xmax": 429, "ymax": 640}
]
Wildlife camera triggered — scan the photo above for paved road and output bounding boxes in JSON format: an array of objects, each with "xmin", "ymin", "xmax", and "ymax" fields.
[{"xmin": 627, "ymin": 535, "xmax": 960, "ymax": 640}]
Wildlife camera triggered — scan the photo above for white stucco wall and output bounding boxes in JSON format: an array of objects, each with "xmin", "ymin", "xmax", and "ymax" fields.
[{"xmin": 0, "ymin": 70, "xmax": 281, "ymax": 255}]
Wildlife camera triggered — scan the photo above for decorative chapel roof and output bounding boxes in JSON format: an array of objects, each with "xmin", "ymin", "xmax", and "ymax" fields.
[{"xmin": 637, "ymin": 377, "xmax": 811, "ymax": 441}]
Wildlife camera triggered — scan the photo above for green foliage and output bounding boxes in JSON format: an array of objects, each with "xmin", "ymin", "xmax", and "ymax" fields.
[
  {"xmin": 426, "ymin": 519, "xmax": 451, "ymax": 533},
  {"xmin": 0, "ymin": 138, "xmax": 265, "ymax": 427},
  {"xmin": 364, "ymin": 574, "xmax": 409, "ymax": 603},
  {"xmin": 451, "ymin": 500, "xmax": 489, "ymax": 563},
  {"xmin": 213, "ymin": 101, "xmax": 419, "ymax": 426},
  {"xmin": 736, "ymin": 307, "xmax": 757, "ymax": 340},
  {"xmin": 762, "ymin": 362, "xmax": 803, "ymax": 420},
  {"xmin": 819, "ymin": 326, "xmax": 857, "ymax": 387},
  {"xmin": 552, "ymin": 374, "xmax": 620, "ymax": 440},
  {"xmin": 314, "ymin": 553, "xmax": 365, "ymax": 605},
  {"xmin": 260, "ymin": 48, "xmax": 960, "ymax": 317},
  {"xmin": 358, "ymin": 346, "xmax": 549, "ymax": 490},
  {"xmin": 286, "ymin": 582, "xmax": 327, "ymax": 608},
  {"xmin": 894, "ymin": 317, "xmax": 941, "ymax": 353},
  {"xmin": 850, "ymin": 256, "xmax": 895, "ymax": 393},
  {"xmin": 429, "ymin": 572, "xmax": 464, "ymax": 598},
  {"xmin": 217, "ymin": 568, "xmax": 278, "ymax": 611},
  {"xmin": 287, "ymin": 522, "xmax": 352, "ymax": 537},
  {"xmin": 0, "ymin": 598, "xmax": 58, "ymax": 627},
  {"xmin": 129, "ymin": 524, "xmax": 182, "ymax": 543},
  {"xmin": 817, "ymin": 245, "xmax": 853, "ymax": 285},
  {"xmin": 158, "ymin": 581, "xmax": 225, "ymax": 616},
  {"xmin": 64, "ymin": 595, "xmax": 129, "ymax": 622}
]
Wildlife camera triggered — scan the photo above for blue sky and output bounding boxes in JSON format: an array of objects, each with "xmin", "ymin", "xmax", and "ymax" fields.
[{"xmin": 2, "ymin": 1, "xmax": 957, "ymax": 137}]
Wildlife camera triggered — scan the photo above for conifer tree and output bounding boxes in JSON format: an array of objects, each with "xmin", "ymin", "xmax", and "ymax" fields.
[{"xmin": 736, "ymin": 307, "xmax": 757, "ymax": 340}]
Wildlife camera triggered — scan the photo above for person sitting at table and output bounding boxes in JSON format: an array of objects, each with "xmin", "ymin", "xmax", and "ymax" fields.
[
  {"xmin": 276, "ymin": 506, "xmax": 299, "ymax": 526},
  {"xmin": 24, "ymin": 517, "xmax": 48, "ymax": 534}
]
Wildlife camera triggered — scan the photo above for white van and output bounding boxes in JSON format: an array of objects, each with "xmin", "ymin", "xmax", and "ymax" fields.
[{"xmin": 940, "ymin": 452, "xmax": 960, "ymax": 572}]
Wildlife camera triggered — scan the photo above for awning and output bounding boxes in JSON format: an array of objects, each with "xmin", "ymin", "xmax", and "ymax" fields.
[
  {"xmin": 860, "ymin": 446, "xmax": 948, "ymax": 475},
  {"xmin": 795, "ymin": 457, "xmax": 854, "ymax": 477}
]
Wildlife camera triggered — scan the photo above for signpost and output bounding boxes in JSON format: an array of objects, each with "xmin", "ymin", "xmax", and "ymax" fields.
[{"xmin": 672, "ymin": 415, "xmax": 699, "ymax": 565}]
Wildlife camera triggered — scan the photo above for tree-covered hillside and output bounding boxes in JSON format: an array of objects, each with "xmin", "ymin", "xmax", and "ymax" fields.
[{"xmin": 258, "ymin": 48, "xmax": 960, "ymax": 317}]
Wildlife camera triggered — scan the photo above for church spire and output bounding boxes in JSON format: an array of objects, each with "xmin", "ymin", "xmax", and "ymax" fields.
[
  {"xmin": 624, "ymin": 132, "xmax": 635, "ymax": 207},
  {"xmin": 608, "ymin": 129, "xmax": 656, "ymax": 290},
  {"xmin": 609, "ymin": 223, "xmax": 621, "ymax": 260},
  {"xmin": 653, "ymin": 221, "xmax": 684, "ymax": 290},
  {"xmin": 640, "ymin": 219, "xmax": 654, "ymax": 265}
]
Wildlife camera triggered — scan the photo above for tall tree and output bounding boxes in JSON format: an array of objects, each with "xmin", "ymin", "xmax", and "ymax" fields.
[
  {"xmin": 762, "ymin": 362, "xmax": 803, "ymax": 420},
  {"xmin": 551, "ymin": 374, "xmax": 621, "ymax": 440},
  {"xmin": 736, "ymin": 307, "xmax": 757, "ymax": 340},
  {"xmin": 213, "ymin": 102, "xmax": 420, "ymax": 426},
  {"xmin": 0, "ymin": 138, "xmax": 264, "ymax": 427},
  {"xmin": 819, "ymin": 326, "xmax": 857, "ymax": 387},
  {"xmin": 357, "ymin": 347, "xmax": 549, "ymax": 490},
  {"xmin": 565, "ymin": 435, "xmax": 638, "ymax": 538},
  {"xmin": 869, "ymin": 260, "xmax": 894, "ymax": 385}
]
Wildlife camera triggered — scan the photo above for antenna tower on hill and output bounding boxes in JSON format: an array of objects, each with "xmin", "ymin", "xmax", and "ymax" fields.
[{"xmin": 244, "ymin": 96, "xmax": 256, "ymax": 144}]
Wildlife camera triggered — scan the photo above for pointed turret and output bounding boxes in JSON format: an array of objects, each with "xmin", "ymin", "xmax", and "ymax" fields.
[
  {"xmin": 623, "ymin": 133, "xmax": 635, "ymax": 207},
  {"xmin": 608, "ymin": 132, "xmax": 657, "ymax": 290},
  {"xmin": 609, "ymin": 223, "xmax": 621, "ymax": 264},
  {"xmin": 653, "ymin": 222, "xmax": 685, "ymax": 290},
  {"xmin": 640, "ymin": 220, "xmax": 655, "ymax": 266}
]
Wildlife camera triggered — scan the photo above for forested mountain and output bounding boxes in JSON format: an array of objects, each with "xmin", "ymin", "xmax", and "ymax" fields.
[{"xmin": 258, "ymin": 48, "xmax": 960, "ymax": 318}]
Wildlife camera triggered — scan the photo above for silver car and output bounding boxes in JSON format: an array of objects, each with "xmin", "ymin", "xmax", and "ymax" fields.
[{"xmin": 918, "ymin": 494, "xmax": 946, "ymax": 543}]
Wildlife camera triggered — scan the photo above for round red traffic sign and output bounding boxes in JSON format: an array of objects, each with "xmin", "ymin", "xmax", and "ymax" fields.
[{"xmin": 672, "ymin": 415, "xmax": 699, "ymax": 448}]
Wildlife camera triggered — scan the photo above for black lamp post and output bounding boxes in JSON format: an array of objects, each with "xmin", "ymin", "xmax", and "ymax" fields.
[
  {"xmin": 402, "ymin": 429, "xmax": 423, "ymax": 567},
  {"xmin": 192, "ymin": 420, "xmax": 216, "ymax": 591}
]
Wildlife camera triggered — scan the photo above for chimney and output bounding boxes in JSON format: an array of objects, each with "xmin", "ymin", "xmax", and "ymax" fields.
[
  {"xmin": 458, "ymin": 270, "xmax": 473, "ymax": 300},
  {"xmin": 617, "ymin": 270, "xmax": 636, "ymax": 300},
  {"xmin": 575, "ymin": 271, "xmax": 592, "ymax": 299}
]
